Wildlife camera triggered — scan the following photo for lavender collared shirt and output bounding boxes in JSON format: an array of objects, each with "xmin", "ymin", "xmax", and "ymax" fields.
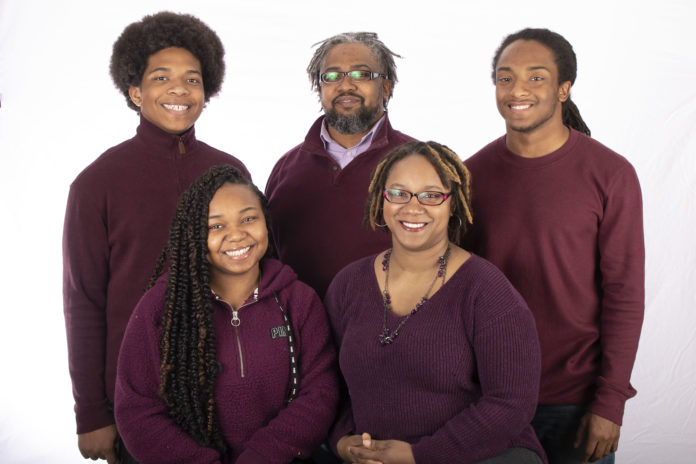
[{"xmin": 320, "ymin": 115, "xmax": 386, "ymax": 169}]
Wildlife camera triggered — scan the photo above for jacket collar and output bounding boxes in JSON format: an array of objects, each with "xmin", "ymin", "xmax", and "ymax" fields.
[{"xmin": 134, "ymin": 115, "xmax": 198, "ymax": 158}]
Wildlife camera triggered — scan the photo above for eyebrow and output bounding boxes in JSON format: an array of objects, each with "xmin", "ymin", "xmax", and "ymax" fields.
[
  {"xmin": 208, "ymin": 206, "xmax": 258, "ymax": 219},
  {"xmin": 323, "ymin": 64, "xmax": 372, "ymax": 72},
  {"xmin": 497, "ymin": 65, "xmax": 551, "ymax": 73},
  {"xmin": 389, "ymin": 183, "xmax": 445, "ymax": 190},
  {"xmin": 147, "ymin": 67, "xmax": 202, "ymax": 75}
]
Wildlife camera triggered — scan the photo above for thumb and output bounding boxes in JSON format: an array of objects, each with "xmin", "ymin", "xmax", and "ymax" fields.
[
  {"xmin": 362, "ymin": 432, "xmax": 373, "ymax": 449},
  {"xmin": 105, "ymin": 445, "xmax": 117, "ymax": 464},
  {"xmin": 574, "ymin": 413, "xmax": 589, "ymax": 448}
]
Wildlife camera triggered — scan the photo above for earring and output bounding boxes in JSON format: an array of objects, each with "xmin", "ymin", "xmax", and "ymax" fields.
[{"xmin": 450, "ymin": 215, "xmax": 463, "ymax": 229}]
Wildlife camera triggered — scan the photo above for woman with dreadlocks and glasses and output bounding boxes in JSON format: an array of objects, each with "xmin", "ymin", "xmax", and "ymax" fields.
[
  {"xmin": 114, "ymin": 165, "xmax": 338, "ymax": 463},
  {"xmin": 324, "ymin": 141, "xmax": 547, "ymax": 464}
]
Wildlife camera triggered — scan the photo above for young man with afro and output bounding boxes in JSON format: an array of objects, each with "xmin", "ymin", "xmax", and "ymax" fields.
[{"xmin": 62, "ymin": 11, "xmax": 249, "ymax": 463}]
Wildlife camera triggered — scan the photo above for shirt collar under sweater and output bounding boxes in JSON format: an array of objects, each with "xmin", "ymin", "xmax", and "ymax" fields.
[
  {"xmin": 133, "ymin": 115, "xmax": 199, "ymax": 159},
  {"xmin": 303, "ymin": 113, "xmax": 395, "ymax": 157},
  {"xmin": 319, "ymin": 114, "xmax": 386, "ymax": 168}
]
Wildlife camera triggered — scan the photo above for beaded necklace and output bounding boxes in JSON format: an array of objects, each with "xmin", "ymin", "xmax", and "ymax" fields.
[{"xmin": 379, "ymin": 245, "xmax": 451, "ymax": 345}]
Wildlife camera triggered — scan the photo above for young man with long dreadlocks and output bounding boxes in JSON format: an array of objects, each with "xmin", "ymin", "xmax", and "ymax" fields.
[
  {"xmin": 464, "ymin": 28, "xmax": 644, "ymax": 463},
  {"xmin": 325, "ymin": 141, "xmax": 546, "ymax": 464},
  {"xmin": 265, "ymin": 32, "xmax": 415, "ymax": 299},
  {"xmin": 62, "ymin": 12, "xmax": 249, "ymax": 463},
  {"xmin": 115, "ymin": 165, "xmax": 338, "ymax": 463}
]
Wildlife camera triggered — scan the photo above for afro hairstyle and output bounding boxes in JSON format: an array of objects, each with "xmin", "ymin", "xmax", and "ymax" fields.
[{"xmin": 110, "ymin": 11, "xmax": 225, "ymax": 111}]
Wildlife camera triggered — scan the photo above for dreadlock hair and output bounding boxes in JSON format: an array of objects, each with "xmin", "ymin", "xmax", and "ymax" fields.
[
  {"xmin": 148, "ymin": 165, "xmax": 273, "ymax": 456},
  {"xmin": 491, "ymin": 28, "xmax": 591, "ymax": 136},
  {"xmin": 110, "ymin": 11, "xmax": 225, "ymax": 111},
  {"xmin": 306, "ymin": 32, "xmax": 402, "ymax": 107},
  {"xmin": 365, "ymin": 141, "xmax": 474, "ymax": 247}
]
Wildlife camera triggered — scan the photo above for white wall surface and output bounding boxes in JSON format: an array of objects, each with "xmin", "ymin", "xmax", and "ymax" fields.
[{"xmin": 0, "ymin": 0, "xmax": 694, "ymax": 462}]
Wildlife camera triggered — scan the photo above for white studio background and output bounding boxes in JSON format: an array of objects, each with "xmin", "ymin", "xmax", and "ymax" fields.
[{"xmin": 0, "ymin": 0, "xmax": 694, "ymax": 462}]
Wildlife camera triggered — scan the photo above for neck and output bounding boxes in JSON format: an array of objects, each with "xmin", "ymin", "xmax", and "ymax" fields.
[
  {"xmin": 209, "ymin": 267, "xmax": 260, "ymax": 309},
  {"xmin": 505, "ymin": 118, "xmax": 569, "ymax": 158},
  {"xmin": 388, "ymin": 241, "xmax": 451, "ymax": 274}
]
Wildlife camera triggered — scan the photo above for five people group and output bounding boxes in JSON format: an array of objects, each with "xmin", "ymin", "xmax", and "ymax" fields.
[{"xmin": 62, "ymin": 11, "xmax": 644, "ymax": 464}]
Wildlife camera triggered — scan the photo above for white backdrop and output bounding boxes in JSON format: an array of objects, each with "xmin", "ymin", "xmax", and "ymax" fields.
[{"xmin": 1, "ymin": 0, "xmax": 694, "ymax": 462}]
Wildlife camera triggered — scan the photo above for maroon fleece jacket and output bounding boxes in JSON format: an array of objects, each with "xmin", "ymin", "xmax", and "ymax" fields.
[{"xmin": 115, "ymin": 259, "xmax": 338, "ymax": 463}]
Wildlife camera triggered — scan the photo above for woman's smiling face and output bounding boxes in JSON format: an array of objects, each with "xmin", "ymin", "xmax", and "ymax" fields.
[
  {"xmin": 206, "ymin": 183, "xmax": 269, "ymax": 281},
  {"xmin": 382, "ymin": 154, "xmax": 452, "ymax": 253}
]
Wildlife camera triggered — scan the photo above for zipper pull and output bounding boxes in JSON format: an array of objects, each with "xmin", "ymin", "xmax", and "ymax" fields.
[
  {"xmin": 231, "ymin": 309, "xmax": 240, "ymax": 327},
  {"xmin": 178, "ymin": 137, "xmax": 186, "ymax": 155}
]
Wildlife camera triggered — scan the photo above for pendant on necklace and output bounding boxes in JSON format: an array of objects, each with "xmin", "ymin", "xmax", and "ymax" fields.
[{"xmin": 379, "ymin": 329, "xmax": 394, "ymax": 345}]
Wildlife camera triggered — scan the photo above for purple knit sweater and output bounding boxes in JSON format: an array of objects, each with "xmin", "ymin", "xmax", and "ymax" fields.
[
  {"xmin": 265, "ymin": 114, "xmax": 415, "ymax": 299},
  {"xmin": 325, "ymin": 254, "xmax": 546, "ymax": 464},
  {"xmin": 63, "ymin": 116, "xmax": 250, "ymax": 433},
  {"xmin": 115, "ymin": 259, "xmax": 339, "ymax": 463},
  {"xmin": 464, "ymin": 129, "xmax": 644, "ymax": 425}
]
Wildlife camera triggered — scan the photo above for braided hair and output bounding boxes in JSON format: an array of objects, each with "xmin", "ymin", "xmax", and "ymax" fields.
[
  {"xmin": 365, "ymin": 141, "xmax": 473, "ymax": 246},
  {"xmin": 149, "ymin": 165, "xmax": 272, "ymax": 455},
  {"xmin": 491, "ymin": 28, "xmax": 591, "ymax": 136}
]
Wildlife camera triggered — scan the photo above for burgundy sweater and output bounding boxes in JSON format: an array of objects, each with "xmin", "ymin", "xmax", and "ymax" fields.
[
  {"xmin": 115, "ymin": 259, "xmax": 338, "ymax": 463},
  {"xmin": 464, "ymin": 129, "xmax": 644, "ymax": 425},
  {"xmin": 325, "ymin": 254, "xmax": 546, "ymax": 464},
  {"xmin": 265, "ymin": 114, "xmax": 415, "ymax": 298},
  {"xmin": 62, "ymin": 116, "xmax": 250, "ymax": 433}
]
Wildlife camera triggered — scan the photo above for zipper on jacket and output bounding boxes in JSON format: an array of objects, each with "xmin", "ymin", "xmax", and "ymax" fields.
[
  {"xmin": 233, "ymin": 325, "xmax": 245, "ymax": 378},
  {"xmin": 212, "ymin": 289, "xmax": 258, "ymax": 379},
  {"xmin": 178, "ymin": 136, "xmax": 186, "ymax": 154}
]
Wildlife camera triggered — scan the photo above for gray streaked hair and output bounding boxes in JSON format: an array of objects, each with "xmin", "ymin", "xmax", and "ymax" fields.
[{"xmin": 306, "ymin": 32, "xmax": 402, "ymax": 102}]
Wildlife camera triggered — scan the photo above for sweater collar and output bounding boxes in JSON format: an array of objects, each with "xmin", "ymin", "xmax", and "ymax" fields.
[
  {"xmin": 134, "ymin": 114, "xmax": 198, "ymax": 158},
  {"xmin": 497, "ymin": 127, "xmax": 581, "ymax": 168}
]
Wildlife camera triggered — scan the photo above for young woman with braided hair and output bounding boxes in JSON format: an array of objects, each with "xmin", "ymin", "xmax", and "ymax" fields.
[
  {"xmin": 325, "ymin": 141, "xmax": 546, "ymax": 464},
  {"xmin": 115, "ymin": 165, "xmax": 338, "ymax": 463}
]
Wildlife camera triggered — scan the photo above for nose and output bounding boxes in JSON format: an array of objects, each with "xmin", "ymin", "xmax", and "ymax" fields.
[
  {"xmin": 167, "ymin": 77, "xmax": 190, "ymax": 96},
  {"xmin": 402, "ymin": 194, "xmax": 426, "ymax": 212},
  {"xmin": 336, "ymin": 74, "xmax": 358, "ymax": 92},
  {"xmin": 511, "ymin": 78, "xmax": 529, "ymax": 97},
  {"xmin": 223, "ymin": 225, "xmax": 246, "ymax": 242}
]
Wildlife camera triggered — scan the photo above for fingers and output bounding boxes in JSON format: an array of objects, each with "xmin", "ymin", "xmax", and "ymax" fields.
[
  {"xmin": 574, "ymin": 413, "xmax": 589, "ymax": 448},
  {"xmin": 578, "ymin": 413, "xmax": 621, "ymax": 462},
  {"xmin": 362, "ymin": 432, "xmax": 373, "ymax": 449},
  {"xmin": 105, "ymin": 447, "xmax": 118, "ymax": 464},
  {"xmin": 349, "ymin": 446, "xmax": 380, "ymax": 462}
]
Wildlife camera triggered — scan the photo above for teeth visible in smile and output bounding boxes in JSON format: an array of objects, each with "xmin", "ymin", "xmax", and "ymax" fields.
[
  {"xmin": 224, "ymin": 246, "xmax": 250, "ymax": 257},
  {"xmin": 402, "ymin": 221, "xmax": 426, "ymax": 229},
  {"xmin": 163, "ymin": 104, "xmax": 188, "ymax": 111},
  {"xmin": 511, "ymin": 104, "xmax": 531, "ymax": 110}
]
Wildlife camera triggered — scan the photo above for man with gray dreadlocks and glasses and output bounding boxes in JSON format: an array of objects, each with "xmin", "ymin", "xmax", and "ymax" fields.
[{"xmin": 265, "ymin": 32, "xmax": 415, "ymax": 300}]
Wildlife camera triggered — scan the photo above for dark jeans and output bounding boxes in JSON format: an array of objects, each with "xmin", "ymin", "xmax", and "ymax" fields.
[
  {"xmin": 532, "ymin": 405, "xmax": 615, "ymax": 464},
  {"xmin": 115, "ymin": 435, "xmax": 139, "ymax": 464},
  {"xmin": 476, "ymin": 447, "xmax": 544, "ymax": 463}
]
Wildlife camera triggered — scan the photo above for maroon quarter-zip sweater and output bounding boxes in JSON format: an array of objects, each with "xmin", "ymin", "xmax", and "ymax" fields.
[{"xmin": 63, "ymin": 116, "xmax": 249, "ymax": 433}]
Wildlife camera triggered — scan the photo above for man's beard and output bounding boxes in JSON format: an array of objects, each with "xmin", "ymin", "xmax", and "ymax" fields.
[{"xmin": 325, "ymin": 98, "xmax": 381, "ymax": 134}]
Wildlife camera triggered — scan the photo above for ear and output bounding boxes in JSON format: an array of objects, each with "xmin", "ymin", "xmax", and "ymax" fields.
[
  {"xmin": 558, "ymin": 81, "xmax": 571, "ymax": 103},
  {"xmin": 382, "ymin": 79, "xmax": 393, "ymax": 107},
  {"xmin": 128, "ymin": 86, "xmax": 142, "ymax": 108}
]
